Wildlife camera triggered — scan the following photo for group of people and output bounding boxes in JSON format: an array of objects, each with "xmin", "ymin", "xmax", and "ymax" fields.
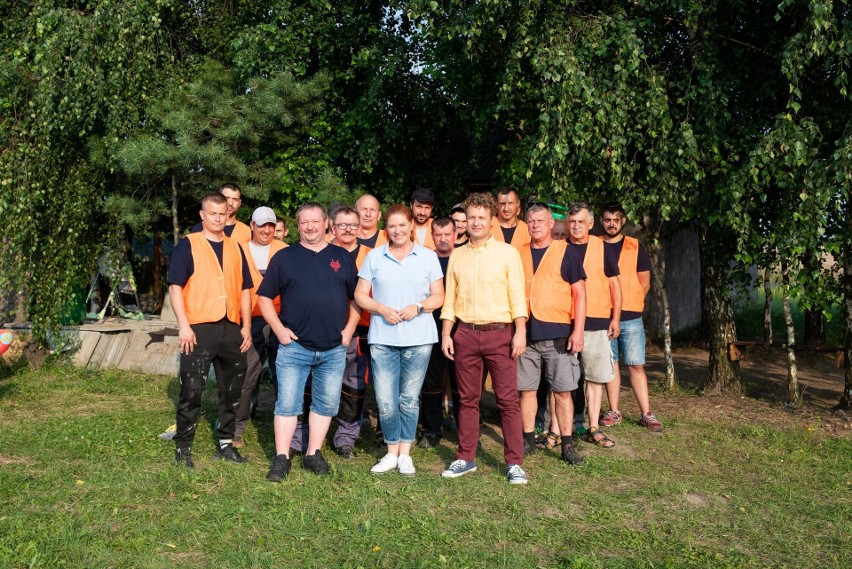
[{"xmin": 167, "ymin": 183, "xmax": 662, "ymax": 486}]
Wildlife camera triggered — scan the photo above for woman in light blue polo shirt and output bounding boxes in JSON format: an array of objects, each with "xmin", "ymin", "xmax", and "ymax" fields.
[{"xmin": 354, "ymin": 204, "xmax": 445, "ymax": 476}]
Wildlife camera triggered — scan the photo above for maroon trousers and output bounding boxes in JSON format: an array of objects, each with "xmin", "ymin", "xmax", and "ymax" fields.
[{"xmin": 453, "ymin": 325, "xmax": 524, "ymax": 465}]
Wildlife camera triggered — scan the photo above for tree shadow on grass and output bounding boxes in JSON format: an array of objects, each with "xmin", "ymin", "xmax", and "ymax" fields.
[{"xmin": 0, "ymin": 376, "xmax": 17, "ymax": 400}]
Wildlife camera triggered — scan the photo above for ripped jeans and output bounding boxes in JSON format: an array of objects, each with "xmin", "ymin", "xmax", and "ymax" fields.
[{"xmin": 370, "ymin": 344, "xmax": 433, "ymax": 445}]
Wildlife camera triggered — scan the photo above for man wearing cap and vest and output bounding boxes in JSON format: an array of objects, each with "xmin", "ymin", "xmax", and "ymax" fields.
[
  {"xmin": 566, "ymin": 202, "xmax": 622, "ymax": 449},
  {"xmin": 191, "ymin": 182, "xmax": 252, "ymax": 243},
  {"xmin": 290, "ymin": 205, "xmax": 373, "ymax": 459},
  {"xmin": 168, "ymin": 192, "xmax": 254, "ymax": 468},
  {"xmin": 490, "ymin": 187, "xmax": 531, "ymax": 251},
  {"xmin": 232, "ymin": 206, "xmax": 288, "ymax": 449},
  {"xmin": 410, "ymin": 188, "xmax": 436, "ymax": 249},
  {"xmin": 599, "ymin": 202, "xmax": 662, "ymax": 432},
  {"xmin": 517, "ymin": 203, "xmax": 586, "ymax": 465}
]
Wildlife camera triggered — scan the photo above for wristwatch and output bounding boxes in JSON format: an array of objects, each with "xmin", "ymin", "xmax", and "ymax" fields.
[{"xmin": 415, "ymin": 302, "xmax": 424, "ymax": 316}]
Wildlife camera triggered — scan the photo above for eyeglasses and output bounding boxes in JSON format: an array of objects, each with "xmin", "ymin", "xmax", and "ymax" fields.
[{"xmin": 335, "ymin": 223, "xmax": 359, "ymax": 230}]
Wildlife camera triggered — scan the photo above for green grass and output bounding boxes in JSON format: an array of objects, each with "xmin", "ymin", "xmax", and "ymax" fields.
[{"xmin": 1, "ymin": 366, "xmax": 850, "ymax": 568}]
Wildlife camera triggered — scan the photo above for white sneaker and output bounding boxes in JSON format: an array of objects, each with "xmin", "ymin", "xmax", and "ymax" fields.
[
  {"xmin": 397, "ymin": 454, "xmax": 416, "ymax": 476},
  {"xmin": 370, "ymin": 453, "xmax": 398, "ymax": 474},
  {"xmin": 507, "ymin": 464, "xmax": 528, "ymax": 485}
]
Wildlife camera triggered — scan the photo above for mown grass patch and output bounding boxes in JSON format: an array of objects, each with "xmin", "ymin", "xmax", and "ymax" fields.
[{"xmin": 0, "ymin": 366, "xmax": 849, "ymax": 568}]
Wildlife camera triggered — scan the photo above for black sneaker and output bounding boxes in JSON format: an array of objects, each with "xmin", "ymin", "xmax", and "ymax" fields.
[
  {"xmin": 266, "ymin": 454, "xmax": 292, "ymax": 482},
  {"xmin": 417, "ymin": 433, "xmax": 440, "ymax": 449},
  {"xmin": 302, "ymin": 450, "xmax": 331, "ymax": 475},
  {"xmin": 523, "ymin": 440, "xmax": 537, "ymax": 457},
  {"xmin": 561, "ymin": 443, "xmax": 584, "ymax": 466},
  {"xmin": 174, "ymin": 447, "xmax": 194, "ymax": 468},
  {"xmin": 335, "ymin": 446, "xmax": 355, "ymax": 459},
  {"xmin": 214, "ymin": 443, "xmax": 248, "ymax": 463}
]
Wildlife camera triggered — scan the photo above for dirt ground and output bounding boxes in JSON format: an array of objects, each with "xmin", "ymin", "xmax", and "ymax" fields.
[{"xmin": 641, "ymin": 345, "xmax": 851, "ymax": 437}]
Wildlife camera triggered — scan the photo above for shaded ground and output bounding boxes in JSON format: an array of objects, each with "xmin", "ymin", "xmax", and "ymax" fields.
[{"xmin": 642, "ymin": 346, "xmax": 851, "ymax": 437}]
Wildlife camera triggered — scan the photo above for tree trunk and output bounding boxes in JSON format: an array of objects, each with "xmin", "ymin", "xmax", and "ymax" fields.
[
  {"xmin": 803, "ymin": 309, "xmax": 825, "ymax": 346},
  {"xmin": 783, "ymin": 295, "xmax": 801, "ymax": 407},
  {"xmin": 152, "ymin": 230, "xmax": 164, "ymax": 314},
  {"xmin": 763, "ymin": 268, "xmax": 773, "ymax": 347},
  {"xmin": 171, "ymin": 175, "xmax": 180, "ymax": 246},
  {"xmin": 700, "ymin": 229, "xmax": 741, "ymax": 393},
  {"xmin": 840, "ymin": 197, "xmax": 852, "ymax": 409},
  {"xmin": 643, "ymin": 229, "xmax": 678, "ymax": 390}
]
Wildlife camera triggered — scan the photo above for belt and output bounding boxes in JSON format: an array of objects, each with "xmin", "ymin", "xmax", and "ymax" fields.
[{"xmin": 457, "ymin": 321, "xmax": 510, "ymax": 332}]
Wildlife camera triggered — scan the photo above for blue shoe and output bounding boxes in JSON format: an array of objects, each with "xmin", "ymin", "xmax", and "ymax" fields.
[
  {"xmin": 441, "ymin": 459, "xmax": 477, "ymax": 478},
  {"xmin": 507, "ymin": 464, "xmax": 528, "ymax": 485}
]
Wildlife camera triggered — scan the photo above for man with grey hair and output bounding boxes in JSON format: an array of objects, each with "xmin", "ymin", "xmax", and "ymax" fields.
[
  {"xmin": 565, "ymin": 202, "xmax": 621, "ymax": 449},
  {"xmin": 257, "ymin": 202, "xmax": 361, "ymax": 481},
  {"xmin": 517, "ymin": 203, "xmax": 586, "ymax": 465}
]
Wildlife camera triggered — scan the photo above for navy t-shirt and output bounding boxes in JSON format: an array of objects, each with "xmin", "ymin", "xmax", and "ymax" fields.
[
  {"xmin": 604, "ymin": 238, "xmax": 651, "ymax": 321},
  {"xmin": 527, "ymin": 244, "xmax": 586, "ymax": 341},
  {"xmin": 501, "ymin": 225, "xmax": 517, "ymax": 244},
  {"xmin": 569, "ymin": 241, "xmax": 619, "ymax": 332},
  {"xmin": 257, "ymin": 243, "xmax": 357, "ymax": 351},
  {"xmin": 357, "ymin": 231, "xmax": 381, "ymax": 248}
]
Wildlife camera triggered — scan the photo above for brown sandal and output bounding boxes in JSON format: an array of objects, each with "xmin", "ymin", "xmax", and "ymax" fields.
[
  {"xmin": 535, "ymin": 431, "xmax": 560, "ymax": 450},
  {"xmin": 585, "ymin": 427, "xmax": 615, "ymax": 448}
]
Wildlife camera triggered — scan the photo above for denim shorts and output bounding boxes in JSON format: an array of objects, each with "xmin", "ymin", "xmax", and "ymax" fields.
[
  {"xmin": 611, "ymin": 317, "xmax": 646, "ymax": 366},
  {"xmin": 274, "ymin": 341, "xmax": 346, "ymax": 417}
]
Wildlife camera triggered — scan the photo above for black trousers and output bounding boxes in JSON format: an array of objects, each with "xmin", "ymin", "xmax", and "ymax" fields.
[
  {"xmin": 174, "ymin": 321, "xmax": 246, "ymax": 448},
  {"xmin": 419, "ymin": 342, "xmax": 460, "ymax": 437}
]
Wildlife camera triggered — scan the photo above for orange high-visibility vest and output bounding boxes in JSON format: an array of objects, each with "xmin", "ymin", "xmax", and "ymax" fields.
[
  {"xmin": 413, "ymin": 219, "xmax": 435, "ymax": 249},
  {"xmin": 354, "ymin": 244, "xmax": 373, "ymax": 327},
  {"xmin": 229, "ymin": 221, "xmax": 251, "ymax": 244},
  {"xmin": 491, "ymin": 218, "xmax": 531, "ymax": 251},
  {"xmin": 582, "ymin": 237, "xmax": 612, "ymax": 319},
  {"xmin": 611, "ymin": 236, "xmax": 645, "ymax": 313},
  {"xmin": 183, "ymin": 233, "xmax": 243, "ymax": 325},
  {"xmin": 520, "ymin": 240, "xmax": 573, "ymax": 324},
  {"xmin": 240, "ymin": 240, "xmax": 287, "ymax": 317}
]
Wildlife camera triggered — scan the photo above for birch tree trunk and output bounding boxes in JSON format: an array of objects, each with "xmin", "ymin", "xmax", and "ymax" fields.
[
  {"xmin": 645, "ymin": 233, "xmax": 677, "ymax": 390},
  {"xmin": 783, "ymin": 295, "xmax": 801, "ymax": 407},
  {"xmin": 763, "ymin": 268, "xmax": 773, "ymax": 347}
]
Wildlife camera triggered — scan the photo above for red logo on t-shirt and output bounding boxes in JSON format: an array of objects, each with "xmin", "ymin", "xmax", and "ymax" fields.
[{"xmin": 330, "ymin": 259, "xmax": 341, "ymax": 272}]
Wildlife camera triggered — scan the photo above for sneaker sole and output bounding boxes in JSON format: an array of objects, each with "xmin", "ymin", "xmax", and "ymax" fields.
[
  {"xmin": 508, "ymin": 478, "xmax": 528, "ymax": 485},
  {"xmin": 441, "ymin": 466, "xmax": 477, "ymax": 478},
  {"xmin": 214, "ymin": 455, "xmax": 248, "ymax": 464}
]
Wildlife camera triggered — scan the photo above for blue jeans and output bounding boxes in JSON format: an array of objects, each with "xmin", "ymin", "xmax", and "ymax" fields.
[
  {"xmin": 370, "ymin": 344, "xmax": 433, "ymax": 445},
  {"xmin": 274, "ymin": 341, "xmax": 346, "ymax": 417},
  {"xmin": 611, "ymin": 317, "xmax": 646, "ymax": 366}
]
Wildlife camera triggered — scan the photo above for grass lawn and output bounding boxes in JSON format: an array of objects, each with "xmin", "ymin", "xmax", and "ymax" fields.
[{"xmin": 0, "ymin": 365, "xmax": 849, "ymax": 568}]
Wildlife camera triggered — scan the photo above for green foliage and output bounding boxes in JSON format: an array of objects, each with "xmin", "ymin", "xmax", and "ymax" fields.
[
  {"xmin": 0, "ymin": 1, "xmax": 172, "ymax": 341},
  {"xmin": 115, "ymin": 60, "xmax": 329, "ymax": 231}
]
